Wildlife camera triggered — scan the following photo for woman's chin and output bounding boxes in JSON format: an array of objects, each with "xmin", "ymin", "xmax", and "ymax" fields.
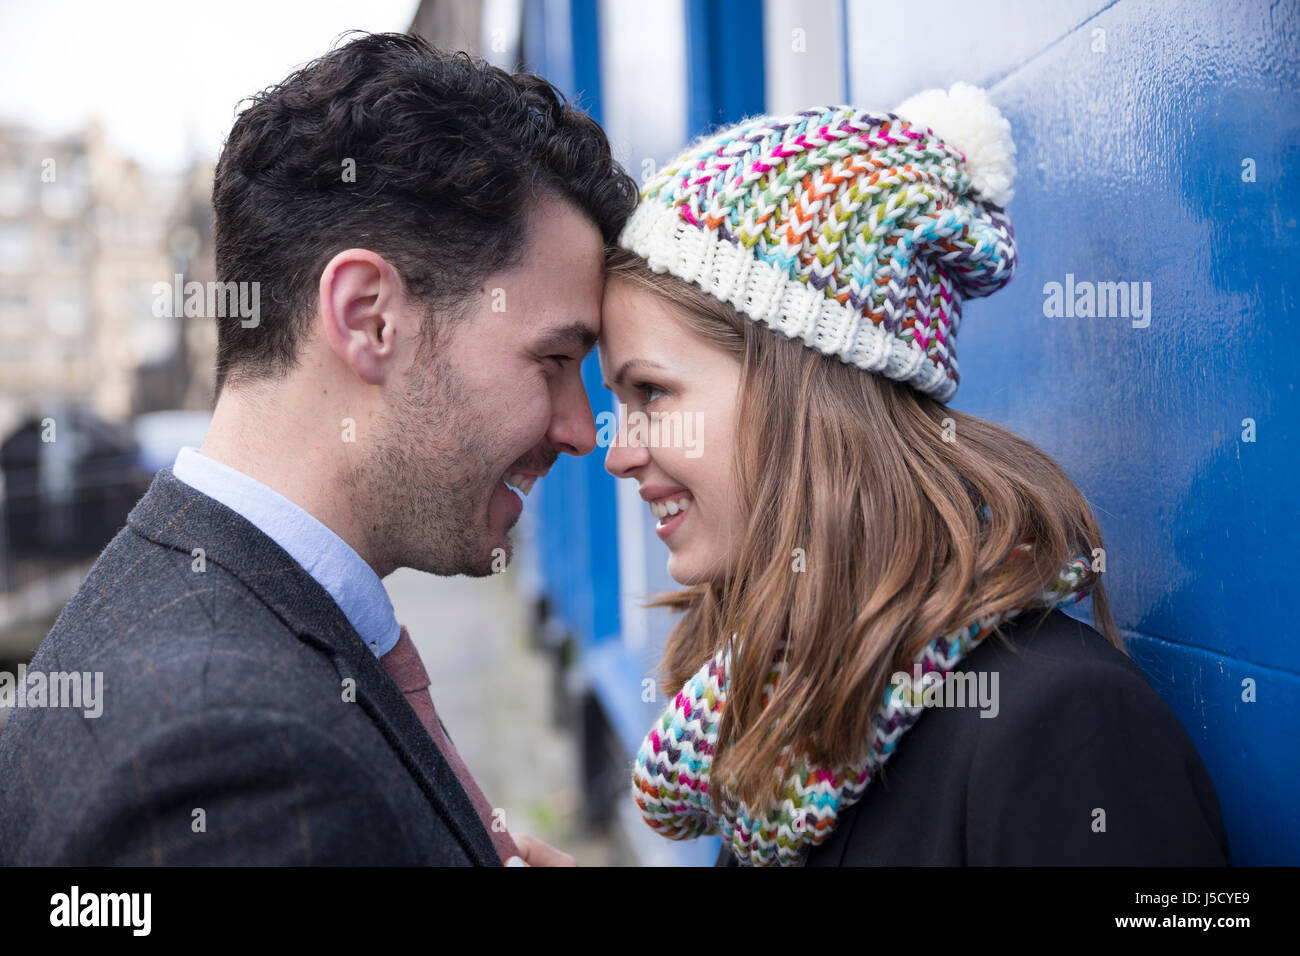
[{"xmin": 666, "ymin": 553, "xmax": 713, "ymax": 587}]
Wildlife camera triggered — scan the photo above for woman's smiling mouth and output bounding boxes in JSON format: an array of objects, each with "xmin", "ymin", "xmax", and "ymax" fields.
[{"xmin": 642, "ymin": 487, "xmax": 693, "ymax": 537}]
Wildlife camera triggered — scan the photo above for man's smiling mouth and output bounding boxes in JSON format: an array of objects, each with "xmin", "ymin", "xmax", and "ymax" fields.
[{"xmin": 504, "ymin": 472, "xmax": 537, "ymax": 495}]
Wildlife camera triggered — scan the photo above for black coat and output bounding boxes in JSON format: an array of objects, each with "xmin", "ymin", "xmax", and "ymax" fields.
[
  {"xmin": 715, "ymin": 607, "xmax": 1231, "ymax": 866},
  {"xmin": 0, "ymin": 468, "xmax": 500, "ymax": 865}
]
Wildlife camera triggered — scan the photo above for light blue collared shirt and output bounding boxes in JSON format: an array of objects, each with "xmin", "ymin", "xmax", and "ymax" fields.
[{"xmin": 172, "ymin": 446, "xmax": 400, "ymax": 659}]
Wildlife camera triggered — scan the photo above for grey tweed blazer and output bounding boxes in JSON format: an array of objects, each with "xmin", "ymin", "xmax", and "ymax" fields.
[{"xmin": 0, "ymin": 468, "xmax": 500, "ymax": 865}]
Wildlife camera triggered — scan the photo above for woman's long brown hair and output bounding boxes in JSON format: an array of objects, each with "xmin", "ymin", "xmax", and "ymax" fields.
[{"xmin": 606, "ymin": 245, "xmax": 1123, "ymax": 813}]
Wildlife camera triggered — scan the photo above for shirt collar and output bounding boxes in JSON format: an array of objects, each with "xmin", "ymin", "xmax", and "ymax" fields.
[{"xmin": 171, "ymin": 446, "xmax": 400, "ymax": 658}]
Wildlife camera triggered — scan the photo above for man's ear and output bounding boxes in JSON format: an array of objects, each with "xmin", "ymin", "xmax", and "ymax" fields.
[{"xmin": 317, "ymin": 249, "xmax": 408, "ymax": 386}]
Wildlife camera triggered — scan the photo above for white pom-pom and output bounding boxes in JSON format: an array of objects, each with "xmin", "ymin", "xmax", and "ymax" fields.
[{"xmin": 893, "ymin": 82, "xmax": 1017, "ymax": 208}]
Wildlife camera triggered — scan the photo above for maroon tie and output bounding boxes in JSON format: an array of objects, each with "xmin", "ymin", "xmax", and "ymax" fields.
[{"xmin": 379, "ymin": 625, "xmax": 520, "ymax": 864}]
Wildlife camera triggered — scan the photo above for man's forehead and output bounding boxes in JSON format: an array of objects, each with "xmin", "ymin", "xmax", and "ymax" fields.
[{"xmin": 518, "ymin": 193, "xmax": 606, "ymax": 274}]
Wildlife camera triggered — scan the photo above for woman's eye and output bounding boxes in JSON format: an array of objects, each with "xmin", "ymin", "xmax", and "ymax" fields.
[
  {"xmin": 547, "ymin": 354, "xmax": 573, "ymax": 369},
  {"xmin": 635, "ymin": 382, "xmax": 666, "ymax": 404}
]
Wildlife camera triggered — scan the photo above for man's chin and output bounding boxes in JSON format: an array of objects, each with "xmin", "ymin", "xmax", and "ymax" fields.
[
  {"xmin": 396, "ymin": 525, "xmax": 512, "ymax": 578},
  {"xmin": 391, "ymin": 485, "xmax": 519, "ymax": 577},
  {"xmin": 456, "ymin": 527, "xmax": 514, "ymax": 578},
  {"xmin": 458, "ymin": 536, "xmax": 512, "ymax": 578}
]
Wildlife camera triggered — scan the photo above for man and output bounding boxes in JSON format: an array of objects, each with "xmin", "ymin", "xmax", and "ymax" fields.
[{"xmin": 0, "ymin": 32, "xmax": 637, "ymax": 865}]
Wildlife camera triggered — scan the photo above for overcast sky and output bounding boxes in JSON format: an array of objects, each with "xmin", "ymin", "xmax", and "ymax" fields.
[{"xmin": 0, "ymin": 0, "xmax": 420, "ymax": 173}]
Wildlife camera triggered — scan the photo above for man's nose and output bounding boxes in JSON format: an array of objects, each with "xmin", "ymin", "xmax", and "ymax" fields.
[{"xmin": 548, "ymin": 370, "xmax": 599, "ymax": 457}]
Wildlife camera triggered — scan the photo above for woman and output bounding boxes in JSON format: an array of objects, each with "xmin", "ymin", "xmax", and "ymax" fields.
[{"xmin": 598, "ymin": 85, "xmax": 1230, "ymax": 866}]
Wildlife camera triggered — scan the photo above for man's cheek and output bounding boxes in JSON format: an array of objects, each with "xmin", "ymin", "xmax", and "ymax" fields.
[
  {"xmin": 525, "ymin": 381, "xmax": 556, "ymax": 435},
  {"xmin": 527, "ymin": 404, "xmax": 552, "ymax": 445}
]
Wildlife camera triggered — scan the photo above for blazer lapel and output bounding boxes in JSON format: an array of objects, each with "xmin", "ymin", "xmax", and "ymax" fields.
[{"xmin": 127, "ymin": 468, "xmax": 500, "ymax": 866}]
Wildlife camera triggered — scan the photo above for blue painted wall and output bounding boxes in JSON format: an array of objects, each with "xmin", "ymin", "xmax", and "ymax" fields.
[
  {"xmin": 521, "ymin": 0, "xmax": 622, "ymax": 655},
  {"xmin": 524, "ymin": 0, "xmax": 1299, "ymax": 864},
  {"xmin": 919, "ymin": 0, "xmax": 1300, "ymax": 866}
]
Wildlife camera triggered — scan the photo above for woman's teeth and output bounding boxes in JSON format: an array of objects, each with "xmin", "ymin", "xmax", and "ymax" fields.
[
  {"xmin": 649, "ymin": 494, "xmax": 693, "ymax": 520},
  {"xmin": 505, "ymin": 473, "xmax": 537, "ymax": 496}
]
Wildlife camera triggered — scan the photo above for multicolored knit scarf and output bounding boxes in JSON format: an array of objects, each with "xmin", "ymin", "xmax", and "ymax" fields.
[{"xmin": 631, "ymin": 552, "xmax": 1096, "ymax": 866}]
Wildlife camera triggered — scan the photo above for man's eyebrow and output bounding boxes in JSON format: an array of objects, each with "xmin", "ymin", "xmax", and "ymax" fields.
[
  {"xmin": 602, "ymin": 358, "xmax": 666, "ymax": 390},
  {"xmin": 536, "ymin": 322, "xmax": 597, "ymax": 356}
]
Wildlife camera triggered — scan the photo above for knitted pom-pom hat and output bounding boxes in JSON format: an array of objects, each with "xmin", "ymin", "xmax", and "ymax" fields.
[{"xmin": 617, "ymin": 82, "xmax": 1018, "ymax": 403}]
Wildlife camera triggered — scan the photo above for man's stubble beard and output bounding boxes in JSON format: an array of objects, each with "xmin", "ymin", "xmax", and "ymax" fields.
[{"xmin": 349, "ymin": 350, "xmax": 505, "ymax": 578}]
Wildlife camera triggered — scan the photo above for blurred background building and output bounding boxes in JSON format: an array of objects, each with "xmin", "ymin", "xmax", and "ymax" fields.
[
  {"xmin": 0, "ymin": 118, "xmax": 215, "ymax": 634},
  {"xmin": 0, "ymin": 120, "xmax": 216, "ymax": 433}
]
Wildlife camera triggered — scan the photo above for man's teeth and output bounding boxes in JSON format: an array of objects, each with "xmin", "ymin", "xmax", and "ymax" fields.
[
  {"xmin": 505, "ymin": 473, "xmax": 537, "ymax": 496},
  {"xmin": 649, "ymin": 495, "xmax": 693, "ymax": 519}
]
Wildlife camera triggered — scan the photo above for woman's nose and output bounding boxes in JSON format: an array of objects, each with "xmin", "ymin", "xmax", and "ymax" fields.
[{"xmin": 604, "ymin": 412, "xmax": 651, "ymax": 477}]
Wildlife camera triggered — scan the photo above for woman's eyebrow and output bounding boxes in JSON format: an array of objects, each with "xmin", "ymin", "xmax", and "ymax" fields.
[{"xmin": 602, "ymin": 358, "xmax": 666, "ymax": 390}]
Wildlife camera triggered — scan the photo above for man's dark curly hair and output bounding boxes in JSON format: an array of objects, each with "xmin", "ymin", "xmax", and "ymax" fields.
[{"xmin": 212, "ymin": 30, "xmax": 639, "ymax": 392}]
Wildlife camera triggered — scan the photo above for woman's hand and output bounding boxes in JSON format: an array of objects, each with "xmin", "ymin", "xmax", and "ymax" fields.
[{"xmin": 505, "ymin": 832, "xmax": 578, "ymax": 866}]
